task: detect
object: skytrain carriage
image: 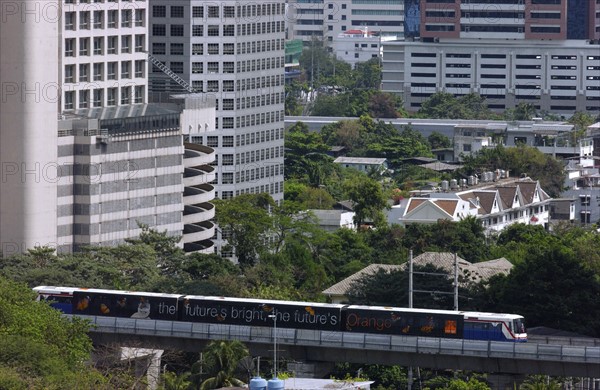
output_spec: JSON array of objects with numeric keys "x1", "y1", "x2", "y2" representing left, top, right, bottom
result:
[
  {"x1": 33, "y1": 286, "x2": 78, "y2": 314},
  {"x1": 462, "y1": 311, "x2": 527, "y2": 342}
]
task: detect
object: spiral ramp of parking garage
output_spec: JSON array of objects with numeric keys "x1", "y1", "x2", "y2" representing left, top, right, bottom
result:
[{"x1": 182, "y1": 143, "x2": 216, "y2": 253}]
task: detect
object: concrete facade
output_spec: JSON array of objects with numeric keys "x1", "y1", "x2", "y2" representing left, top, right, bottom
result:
[
  {"x1": 287, "y1": 0, "x2": 404, "y2": 45},
  {"x1": 381, "y1": 38, "x2": 600, "y2": 116},
  {"x1": 61, "y1": 0, "x2": 149, "y2": 111}
]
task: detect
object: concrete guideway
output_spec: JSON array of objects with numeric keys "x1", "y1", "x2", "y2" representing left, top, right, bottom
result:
[{"x1": 74, "y1": 315, "x2": 600, "y2": 377}]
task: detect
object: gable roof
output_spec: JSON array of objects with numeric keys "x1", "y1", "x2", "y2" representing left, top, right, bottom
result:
[
  {"x1": 496, "y1": 186, "x2": 519, "y2": 209},
  {"x1": 322, "y1": 252, "x2": 513, "y2": 298}
]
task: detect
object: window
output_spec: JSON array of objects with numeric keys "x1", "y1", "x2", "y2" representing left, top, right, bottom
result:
[
  {"x1": 121, "y1": 9, "x2": 131, "y2": 27},
  {"x1": 222, "y1": 136, "x2": 234, "y2": 147},
  {"x1": 152, "y1": 5, "x2": 166, "y2": 18},
  {"x1": 170, "y1": 43, "x2": 184, "y2": 55},
  {"x1": 79, "y1": 64, "x2": 89, "y2": 82},
  {"x1": 208, "y1": 25, "x2": 219, "y2": 36},
  {"x1": 580, "y1": 195, "x2": 591, "y2": 206},
  {"x1": 206, "y1": 136, "x2": 218, "y2": 147},
  {"x1": 223, "y1": 80, "x2": 234, "y2": 92},
  {"x1": 207, "y1": 43, "x2": 219, "y2": 54},
  {"x1": 208, "y1": 6, "x2": 219, "y2": 18},
  {"x1": 65, "y1": 38, "x2": 75, "y2": 57},
  {"x1": 134, "y1": 86, "x2": 144, "y2": 104},
  {"x1": 171, "y1": 6, "x2": 184, "y2": 18},
  {"x1": 107, "y1": 62, "x2": 117, "y2": 80},
  {"x1": 222, "y1": 172, "x2": 234, "y2": 184},
  {"x1": 65, "y1": 12, "x2": 75, "y2": 30},
  {"x1": 171, "y1": 25, "x2": 184, "y2": 36},
  {"x1": 192, "y1": 44, "x2": 203, "y2": 55},
  {"x1": 223, "y1": 43, "x2": 234, "y2": 55},
  {"x1": 207, "y1": 80, "x2": 218, "y2": 92},
  {"x1": 192, "y1": 80, "x2": 203, "y2": 92},
  {"x1": 223, "y1": 25, "x2": 235, "y2": 36},
  {"x1": 121, "y1": 61, "x2": 130, "y2": 79},
  {"x1": 207, "y1": 62, "x2": 219, "y2": 73},
  {"x1": 108, "y1": 10, "x2": 118, "y2": 28},
  {"x1": 192, "y1": 25, "x2": 203, "y2": 36},
  {"x1": 107, "y1": 36, "x2": 117, "y2": 54},
  {"x1": 135, "y1": 35, "x2": 144, "y2": 52},
  {"x1": 192, "y1": 6, "x2": 203, "y2": 18},
  {"x1": 79, "y1": 90, "x2": 89, "y2": 109},
  {"x1": 93, "y1": 89, "x2": 103, "y2": 107},
  {"x1": 153, "y1": 24, "x2": 166, "y2": 36},
  {"x1": 64, "y1": 91, "x2": 74, "y2": 110},
  {"x1": 121, "y1": 35, "x2": 130, "y2": 53},
  {"x1": 79, "y1": 38, "x2": 89, "y2": 56},
  {"x1": 152, "y1": 42, "x2": 165, "y2": 55},
  {"x1": 93, "y1": 63, "x2": 103, "y2": 81},
  {"x1": 223, "y1": 62, "x2": 234, "y2": 73},
  {"x1": 170, "y1": 62, "x2": 183, "y2": 74},
  {"x1": 121, "y1": 86, "x2": 131, "y2": 105},
  {"x1": 134, "y1": 9, "x2": 144, "y2": 27},
  {"x1": 79, "y1": 11, "x2": 90, "y2": 29},
  {"x1": 93, "y1": 37, "x2": 103, "y2": 55},
  {"x1": 135, "y1": 60, "x2": 144, "y2": 78},
  {"x1": 222, "y1": 154, "x2": 234, "y2": 165},
  {"x1": 107, "y1": 88, "x2": 116, "y2": 106},
  {"x1": 192, "y1": 62, "x2": 203, "y2": 74},
  {"x1": 64, "y1": 65, "x2": 75, "y2": 83}
]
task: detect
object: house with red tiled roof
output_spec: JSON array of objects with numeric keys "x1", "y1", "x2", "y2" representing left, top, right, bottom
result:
[{"x1": 390, "y1": 177, "x2": 551, "y2": 233}]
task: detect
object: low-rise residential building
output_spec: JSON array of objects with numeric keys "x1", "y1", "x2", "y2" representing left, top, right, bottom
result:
[
  {"x1": 308, "y1": 209, "x2": 355, "y2": 232},
  {"x1": 389, "y1": 176, "x2": 552, "y2": 233},
  {"x1": 334, "y1": 156, "x2": 388, "y2": 174}
]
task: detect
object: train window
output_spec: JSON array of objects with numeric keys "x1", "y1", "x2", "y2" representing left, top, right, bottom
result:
[
  {"x1": 514, "y1": 318, "x2": 526, "y2": 333},
  {"x1": 444, "y1": 320, "x2": 457, "y2": 334}
]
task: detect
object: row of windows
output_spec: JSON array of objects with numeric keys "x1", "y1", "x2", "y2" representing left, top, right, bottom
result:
[
  {"x1": 64, "y1": 0, "x2": 145, "y2": 3},
  {"x1": 152, "y1": 56, "x2": 284, "y2": 76},
  {"x1": 151, "y1": 39, "x2": 283, "y2": 57},
  {"x1": 152, "y1": 3, "x2": 283, "y2": 19},
  {"x1": 64, "y1": 35, "x2": 145, "y2": 57},
  {"x1": 152, "y1": 21, "x2": 283, "y2": 37},
  {"x1": 212, "y1": 148, "x2": 283, "y2": 169},
  {"x1": 64, "y1": 61, "x2": 145, "y2": 82},
  {"x1": 410, "y1": 53, "x2": 600, "y2": 61},
  {"x1": 204, "y1": 129, "x2": 283, "y2": 149},
  {"x1": 229, "y1": 164, "x2": 283, "y2": 185},
  {"x1": 63, "y1": 86, "x2": 144, "y2": 109},
  {"x1": 64, "y1": 9, "x2": 144, "y2": 30}
]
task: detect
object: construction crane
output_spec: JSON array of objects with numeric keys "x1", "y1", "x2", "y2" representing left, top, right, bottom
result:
[{"x1": 145, "y1": 52, "x2": 196, "y2": 94}]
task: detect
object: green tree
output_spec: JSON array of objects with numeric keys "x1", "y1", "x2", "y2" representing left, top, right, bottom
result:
[
  {"x1": 213, "y1": 194, "x2": 274, "y2": 268},
  {"x1": 428, "y1": 131, "x2": 452, "y2": 149},
  {"x1": 343, "y1": 175, "x2": 389, "y2": 228},
  {"x1": 483, "y1": 242, "x2": 600, "y2": 337},
  {"x1": 0, "y1": 277, "x2": 106, "y2": 388},
  {"x1": 195, "y1": 340, "x2": 249, "y2": 390}
]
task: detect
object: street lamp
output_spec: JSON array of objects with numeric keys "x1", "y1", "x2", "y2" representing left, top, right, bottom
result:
[{"x1": 268, "y1": 314, "x2": 277, "y2": 378}]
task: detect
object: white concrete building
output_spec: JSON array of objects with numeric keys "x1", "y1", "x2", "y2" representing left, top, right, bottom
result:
[
  {"x1": 287, "y1": 0, "x2": 404, "y2": 46},
  {"x1": 333, "y1": 29, "x2": 397, "y2": 67},
  {"x1": 55, "y1": 97, "x2": 217, "y2": 253},
  {"x1": 148, "y1": 1, "x2": 285, "y2": 206},
  {"x1": 390, "y1": 177, "x2": 552, "y2": 233},
  {"x1": 381, "y1": 38, "x2": 600, "y2": 116},
  {"x1": 61, "y1": 0, "x2": 149, "y2": 111}
]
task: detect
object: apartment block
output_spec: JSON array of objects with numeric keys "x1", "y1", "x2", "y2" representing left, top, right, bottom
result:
[
  {"x1": 61, "y1": 0, "x2": 149, "y2": 111},
  {"x1": 382, "y1": 39, "x2": 600, "y2": 115},
  {"x1": 148, "y1": 1, "x2": 286, "y2": 205}
]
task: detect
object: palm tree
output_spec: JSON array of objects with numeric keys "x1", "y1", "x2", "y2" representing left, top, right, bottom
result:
[
  {"x1": 196, "y1": 340, "x2": 249, "y2": 390},
  {"x1": 160, "y1": 371, "x2": 192, "y2": 390}
]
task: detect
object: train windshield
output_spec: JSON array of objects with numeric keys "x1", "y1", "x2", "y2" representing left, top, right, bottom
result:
[{"x1": 514, "y1": 318, "x2": 526, "y2": 334}]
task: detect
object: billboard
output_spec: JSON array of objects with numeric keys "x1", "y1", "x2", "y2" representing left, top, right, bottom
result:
[{"x1": 72, "y1": 291, "x2": 180, "y2": 321}]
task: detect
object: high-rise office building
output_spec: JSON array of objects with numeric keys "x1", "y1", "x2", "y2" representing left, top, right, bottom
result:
[
  {"x1": 148, "y1": 1, "x2": 286, "y2": 206},
  {"x1": 420, "y1": 0, "x2": 600, "y2": 41}
]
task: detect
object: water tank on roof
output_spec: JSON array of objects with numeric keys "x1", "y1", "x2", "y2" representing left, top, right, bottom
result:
[
  {"x1": 250, "y1": 377, "x2": 268, "y2": 390},
  {"x1": 441, "y1": 180, "x2": 449, "y2": 191},
  {"x1": 460, "y1": 178, "x2": 467, "y2": 187},
  {"x1": 450, "y1": 179, "x2": 458, "y2": 190},
  {"x1": 474, "y1": 175, "x2": 479, "y2": 185},
  {"x1": 468, "y1": 175, "x2": 475, "y2": 186},
  {"x1": 268, "y1": 378, "x2": 284, "y2": 390}
]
